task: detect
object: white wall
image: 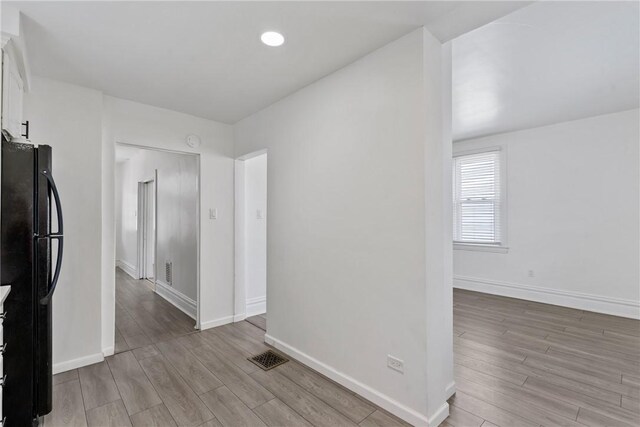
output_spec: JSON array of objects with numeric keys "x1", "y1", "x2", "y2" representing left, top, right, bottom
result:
[
  {"x1": 244, "y1": 153, "x2": 267, "y2": 316},
  {"x1": 234, "y1": 28, "x2": 452, "y2": 425},
  {"x1": 116, "y1": 149, "x2": 199, "y2": 304},
  {"x1": 103, "y1": 96, "x2": 235, "y2": 329},
  {"x1": 24, "y1": 77, "x2": 105, "y2": 371},
  {"x1": 454, "y1": 109, "x2": 640, "y2": 318}
]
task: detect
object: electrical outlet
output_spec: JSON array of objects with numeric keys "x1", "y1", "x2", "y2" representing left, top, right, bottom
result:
[{"x1": 387, "y1": 355, "x2": 404, "y2": 374}]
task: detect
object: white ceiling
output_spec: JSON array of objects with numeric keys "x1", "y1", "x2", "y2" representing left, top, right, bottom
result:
[
  {"x1": 7, "y1": 1, "x2": 530, "y2": 124},
  {"x1": 453, "y1": 1, "x2": 640, "y2": 141}
]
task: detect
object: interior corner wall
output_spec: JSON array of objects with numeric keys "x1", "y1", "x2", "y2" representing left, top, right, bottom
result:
[
  {"x1": 103, "y1": 96, "x2": 235, "y2": 329},
  {"x1": 101, "y1": 95, "x2": 116, "y2": 356},
  {"x1": 234, "y1": 28, "x2": 448, "y2": 425},
  {"x1": 243, "y1": 153, "x2": 267, "y2": 315},
  {"x1": 23, "y1": 76, "x2": 104, "y2": 372},
  {"x1": 116, "y1": 149, "x2": 198, "y2": 303},
  {"x1": 453, "y1": 109, "x2": 640, "y2": 318}
]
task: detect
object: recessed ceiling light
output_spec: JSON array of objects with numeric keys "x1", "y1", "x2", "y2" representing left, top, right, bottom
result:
[{"x1": 261, "y1": 31, "x2": 285, "y2": 47}]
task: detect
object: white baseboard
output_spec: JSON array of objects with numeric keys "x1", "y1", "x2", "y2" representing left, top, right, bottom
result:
[
  {"x1": 265, "y1": 334, "x2": 437, "y2": 426},
  {"x1": 246, "y1": 296, "x2": 266, "y2": 317},
  {"x1": 445, "y1": 381, "x2": 456, "y2": 399},
  {"x1": 234, "y1": 313, "x2": 247, "y2": 322},
  {"x1": 116, "y1": 259, "x2": 137, "y2": 279},
  {"x1": 155, "y1": 280, "x2": 197, "y2": 320},
  {"x1": 454, "y1": 275, "x2": 640, "y2": 320},
  {"x1": 102, "y1": 346, "x2": 115, "y2": 357},
  {"x1": 429, "y1": 402, "x2": 450, "y2": 427},
  {"x1": 53, "y1": 352, "x2": 104, "y2": 374},
  {"x1": 200, "y1": 315, "x2": 234, "y2": 331}
]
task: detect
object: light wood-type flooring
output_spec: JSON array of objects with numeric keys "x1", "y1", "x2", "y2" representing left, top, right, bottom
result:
[
  {"x1": 44, "y1": 272, "x2": 639, "y2": 426},
  {"x1": 445, "y1": 289, "x2": 640, "y2": 427}
]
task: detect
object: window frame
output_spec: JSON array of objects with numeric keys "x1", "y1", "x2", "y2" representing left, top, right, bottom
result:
[{"x1": 452, "y1": 145, "x2": 508, "y2": 253}]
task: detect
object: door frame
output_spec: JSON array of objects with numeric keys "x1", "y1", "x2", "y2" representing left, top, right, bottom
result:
[
  {"x1": 136, "y1": 174, "x2": 156, "y2": 285},
  {"x1": 234, "y1": 148, "x2": 267, "y2": 323},
  {"x1": 115, "y1": 142, "x2": 201, "y2": 329}
]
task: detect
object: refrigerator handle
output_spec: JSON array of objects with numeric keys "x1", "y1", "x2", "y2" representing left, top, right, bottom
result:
[{"x1": 40, "y1": 169, "x2": 64, "y2": 305}]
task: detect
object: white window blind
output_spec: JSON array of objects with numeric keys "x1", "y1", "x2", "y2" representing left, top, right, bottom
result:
[{"x1": 453, "y1": 150, "x2": 502, "y2": 245}]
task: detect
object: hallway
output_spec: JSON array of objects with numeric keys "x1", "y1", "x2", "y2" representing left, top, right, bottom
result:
[{"x1": 114, "y1": 268, "x2": 195, "y2": 353}]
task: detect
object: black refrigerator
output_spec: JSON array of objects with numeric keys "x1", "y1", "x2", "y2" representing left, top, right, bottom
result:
[{"x1": 1, "y1": 136, "x2": 64, "y2": 426}]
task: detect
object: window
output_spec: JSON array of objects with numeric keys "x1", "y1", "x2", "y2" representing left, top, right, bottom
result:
[{"x1": 453, "y1": 148, "x2": 505, "y2": 249}]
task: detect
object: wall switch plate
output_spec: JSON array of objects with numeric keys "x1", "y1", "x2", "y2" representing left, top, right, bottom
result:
[
  {"x1": 210, "y1": 208, "x2": 217, "y2": 220},
  {"x1": 387, "y1": 355, "x2": 404, "y2": 374},
  {"x1": 257, "y1": 209, "x2": 264, "y2": 219}
]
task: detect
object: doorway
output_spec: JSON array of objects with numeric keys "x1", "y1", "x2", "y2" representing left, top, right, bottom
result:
[
  {"x1": 235, "y1": 150, "x2": 268, "y2": 331},
  {"x1": 114, "y1": 143, "x2": 200, "y2": 353},
  {"x1": 138, "y1": 179, "x2": 156, "y2": 283}
]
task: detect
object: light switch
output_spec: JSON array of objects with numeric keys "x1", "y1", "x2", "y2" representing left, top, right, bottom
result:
[
  {"x1": 256, "y1": 209, "x2": 264, "y2": 219},
  {"x1": 209, "y1": 208, "x2": 218, "y2": 220}
]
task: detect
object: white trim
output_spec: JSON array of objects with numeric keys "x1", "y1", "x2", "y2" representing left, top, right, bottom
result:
[
  {"x1": 453, "y1": 243, "x2": 508, "y2": 253},
  {"x1": 428, "y1": 402, "x2": 450, "y2": 427},
  {"x1": 454, "y1": 275, "x2": 640, "y2": 320},
  {"x1": 116, "y1": 260, "x2": 137, "y2": 279},
  {"x1": 445, "y1": 381, "x2": 456, "y2": 399},
  {"x1": 53, "y1": 352, "x2": 104, "y2": 374},
  {"x1": 246, "y1": 296, "x2": 266, "y2": 317},
  {"x1": 234, "y1": 313, "x2": 247, "y2": 322},
  {"x1": 200, "y1": 315, "x2": 234, "y2": 331},
  {"x1": 264, "y1": 334, "x2": 435, "y2": 426},
  {"x1": 102, "y1": 346, "x2": 115, "y2": 357},
  {"x1": 155, "y1": 280, "x2": 197, "y2": 320}
]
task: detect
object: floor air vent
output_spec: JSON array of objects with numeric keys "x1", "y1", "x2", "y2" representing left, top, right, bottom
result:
[{"x1": 248, "y1": 350, "x2": 289, "y2": 371}]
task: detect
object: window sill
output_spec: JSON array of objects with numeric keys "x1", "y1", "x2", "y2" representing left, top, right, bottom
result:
[{"x1": 454, "y1": 243, "x2": 509, "y2": 253}]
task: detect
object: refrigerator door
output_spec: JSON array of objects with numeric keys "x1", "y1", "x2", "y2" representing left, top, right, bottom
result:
[
  {"x1": 35, "y1": 145, "x2": 54, "y2": 417},
  {"x1": 1, "y1": 139, "x2": 36, "y2": 426}
]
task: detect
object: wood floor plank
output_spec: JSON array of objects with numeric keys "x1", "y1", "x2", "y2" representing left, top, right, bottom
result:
[
  {"x1": 443, "y1": 404, "x2": 484, "y2": 427},
  {"x1": 86, "y1": 400, "x2": 132, "y2": 427},
  {"x1": 139, "y1": 354, "x2": 214, "y2": 426},
  {"x1": 276, "y1": 361, "x2": 376, "y2": 423},
  {"x1": 199, "y1": 386, "x2": 267, "y2": 427},
  {"x1": 199, "y1": 419, "x2": 224, "y2": 427},
  {"x1": 455, "y1": 377, "x2": 583, "y2": 427},
  {"x1": 253, "y1": 398, "x2": 313, "y2": 427},
  {"x1": 456, "y1": 364, "x2": 580, "y2": 421},
  {"x1": 45, "y1": 380, "x2": 88, "y2": 427},
  {"x1": 190, "y1": 344, "x2": 274, "y2": 409},
  {"x1": 106, "y1": 351, "x2": 163, "y2": 415},
  {"x1": 577, "y1": 406, "x2": 639, "y2": 427},
  {"x1": 54, "y1": 369, "x2": 79, "y2": 386},
  {"x1": 156, "y1": 338, "x2": 223, "y2": 393},
  {"x1": 132, "y1": 344, "x2": 160, "y2": 360},
  {"x1": 245, "y1": 315, "x2": 267, "y2": 331},
  {"x1": 78, "y1": 361, "x2": 121, "y2": 410},
  {"x1": 199, "y1": 330, "x2": 260, "y2": 373},
  {"x1": 358, "y1": 410, "x2": 410, "y2": 427},
  {"x1": 454, "y1": 354, "x2": 527, "y2": 385},
  {"x1": 251, "y1": 368, "x2": 358, "y2": 427},
  {"x1": 449, "y1": 392, "x2": 537, "y2": 427},
  {"x1": 522, "y1": 376, "x2": 639, "y2": 425},
  {"x1": 130, "y1": 403, "x2": 178, "y2": 427},
  {"x1": 622, "y1": 396, "x2": 640, "y2": 413}
]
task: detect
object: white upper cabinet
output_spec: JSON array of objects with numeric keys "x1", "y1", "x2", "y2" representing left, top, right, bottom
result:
[
  {"x1": 2, "y1": 48, "x2": 24, "y2": 138},
  {"x1": 1, "y1": 7, "x2": 30, "y2": 140}
]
